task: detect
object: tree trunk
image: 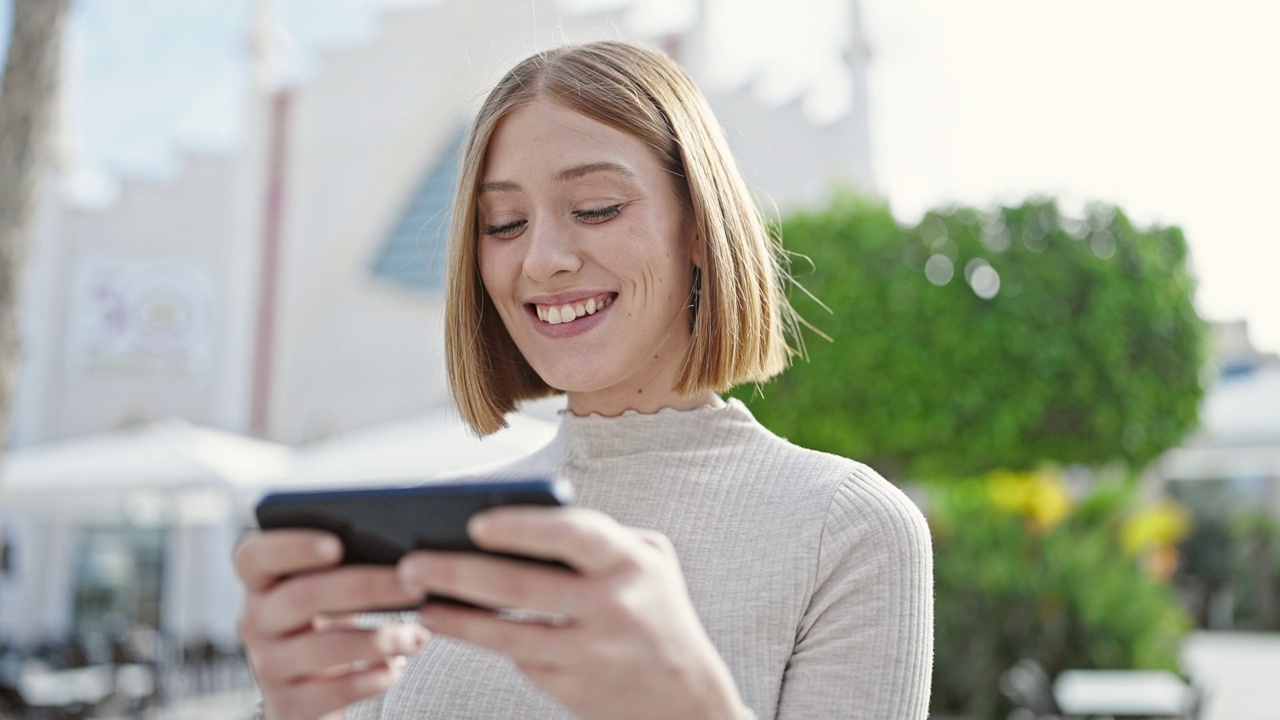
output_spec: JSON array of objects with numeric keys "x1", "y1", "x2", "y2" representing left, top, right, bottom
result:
[
  {"x1": 0, "y1": 0, "x2": 70, "y2": 447},
  {"x1": 0, "y1": 0, "x2": 71, "y2": 513}
]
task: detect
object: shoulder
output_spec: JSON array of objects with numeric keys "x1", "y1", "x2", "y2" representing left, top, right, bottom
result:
[
  {"x1": 825, "y1": 460, "x2": 932, "y2": 558},
  {"x1": 803, "y1": 456, "x2": 931, "y2": 570},
  {"x1": 811, "y1": 464, "x2": 934, "y2": 619},
  {"x1": 738, "y1": 407, "x2": 929, "y2": 538},
  {"x1": 734, "y1": 421, "x2": 933, "y2": 588},
  {"x1": 738, "y1": 412, "x2": 931, "y2": 569}
]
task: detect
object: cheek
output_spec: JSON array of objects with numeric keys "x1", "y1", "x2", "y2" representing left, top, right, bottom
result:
[{"x1": 476, "y1": 240, "x2": 510, "y2": 293}]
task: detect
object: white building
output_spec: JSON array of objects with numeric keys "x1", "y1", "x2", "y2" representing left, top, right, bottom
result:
[{"x1": 13, "y1": 0, "x2": 875, "y2": 448}]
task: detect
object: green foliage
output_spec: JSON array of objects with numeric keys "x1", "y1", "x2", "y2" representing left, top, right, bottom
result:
[
  {"x1": 737, "y1": 194, "x2": 1207, "y2": 478},
  {"x1": 928, "y1": 475, "x2": 1192, "y2": 719}
]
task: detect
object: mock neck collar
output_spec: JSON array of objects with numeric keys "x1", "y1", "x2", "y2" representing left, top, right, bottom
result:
[{"x1": 551, "y1": 397, "x2": 757, "y2": 461}]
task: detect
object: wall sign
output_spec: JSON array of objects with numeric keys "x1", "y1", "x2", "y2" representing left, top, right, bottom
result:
[{"x1": 65, "y1": 256, "x2": 217, "y2": 384}]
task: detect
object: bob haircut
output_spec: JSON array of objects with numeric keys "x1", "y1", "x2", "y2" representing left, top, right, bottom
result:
[{"x1": 446, "y1": 40, "x2": 797, "y2": 435}]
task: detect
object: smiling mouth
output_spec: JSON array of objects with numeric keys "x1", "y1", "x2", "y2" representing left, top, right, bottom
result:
[{"x1": 531, "y1": 293, "x2": 615, "y2": 325}]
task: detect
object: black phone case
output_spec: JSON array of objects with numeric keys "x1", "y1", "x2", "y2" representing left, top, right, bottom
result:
[{"x1": 254, "y1": 478, "x2": 575, "y2": 610}]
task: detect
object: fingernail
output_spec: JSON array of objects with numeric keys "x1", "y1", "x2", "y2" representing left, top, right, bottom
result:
[
  {"x1": 394, "y1": 624, "x2": 429, "y2": 653},
  {"x1": 468, "y1": 514, "x2": 491, "y2": 540},
  {"x1": 315, "y1": 536, "x2": 342, "y2": 560},
  {"x1": 389, "y1": 655, "x2": 408, "y2": 670}
]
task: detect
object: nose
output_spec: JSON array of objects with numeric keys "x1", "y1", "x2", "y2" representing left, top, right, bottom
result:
[{"x1": 521, "y1": 217, "x2": 582, "y2": 282}]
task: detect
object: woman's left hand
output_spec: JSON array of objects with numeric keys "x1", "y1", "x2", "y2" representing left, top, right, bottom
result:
[{"x1": 396, "y1": 507, "x2": 751, "y2": 720}]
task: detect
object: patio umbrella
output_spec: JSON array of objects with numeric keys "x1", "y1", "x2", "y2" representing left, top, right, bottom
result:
[{"x1": 0, "y1": 419, "x2": 297, "y2": 525}]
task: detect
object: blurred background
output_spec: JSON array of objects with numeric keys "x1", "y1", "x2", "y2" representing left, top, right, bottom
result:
[{"x1": 0, "y1": 1, "x2": 1276, "y2": 719}]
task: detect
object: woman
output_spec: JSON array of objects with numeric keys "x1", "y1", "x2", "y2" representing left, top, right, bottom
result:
[{"x1": 235, "y1": 41, "x2": 933, "y2": 720}]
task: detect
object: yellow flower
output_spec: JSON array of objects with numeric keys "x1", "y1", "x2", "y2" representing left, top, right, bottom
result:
[
  {"x1": 1026, "y1": 477, "x2": 1071, "y2": 532},
  {"x1": 1121, "y1": 501, "x2": 1191, "y2": 557},
  {"x1": 986, "y1": 468, "x2": 1071, "y2": 533},
  {"x1": 987, "y1": 470, "x2": 1034, "y2": 514}
]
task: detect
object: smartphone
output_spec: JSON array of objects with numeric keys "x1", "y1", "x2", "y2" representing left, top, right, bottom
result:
[{"x1": 255, "y1": 478, "x2": 575, "y2": 609}]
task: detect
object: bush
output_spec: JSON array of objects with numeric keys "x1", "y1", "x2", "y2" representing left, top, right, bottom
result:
[
  {"x1": 928, "y1": 471, "x2": 1192, "y2": 719},
  {"x1": 738, "y1": 194, "x2": 1206, "y2": 479}
]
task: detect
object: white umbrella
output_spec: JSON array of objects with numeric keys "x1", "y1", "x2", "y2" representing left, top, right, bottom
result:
[{"x1": 0, "y1": 419, "x2": 297, "y2": 524}]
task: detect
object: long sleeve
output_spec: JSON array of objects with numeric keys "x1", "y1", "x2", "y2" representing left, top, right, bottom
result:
[{"x1": 775, "y1": 466, "x2": 935, "y2": 719}]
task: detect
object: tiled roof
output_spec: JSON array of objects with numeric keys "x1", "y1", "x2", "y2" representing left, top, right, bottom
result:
[{"x1": 369, "y1": 124, "x2": 465, "y2": 293}]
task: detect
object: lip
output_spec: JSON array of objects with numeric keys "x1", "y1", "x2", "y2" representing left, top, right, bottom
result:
[
  {"x1": 523, "y1": 292, "x2": 616, "y2": 339},
  {"x1": 524, "y1": 290, "x2": 616, "y2": 306}
]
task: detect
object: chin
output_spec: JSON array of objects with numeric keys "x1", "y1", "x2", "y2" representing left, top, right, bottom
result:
[
  {"x1": 542, "y1": 376, "x2": 607, "y2": 395},
  {"x1": 526, "y1": 362, "x2": 606, "y2": 395}
]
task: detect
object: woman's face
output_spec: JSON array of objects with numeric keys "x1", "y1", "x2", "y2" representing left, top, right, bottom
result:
[{"x1": 477, "y1": 98, "x2": 708, "y2": 416}]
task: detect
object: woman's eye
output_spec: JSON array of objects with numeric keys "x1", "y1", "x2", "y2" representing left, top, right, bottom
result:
[
  {"x1": 484, "y1": 219, "x2": 526, "y2": 238},
  {"x1": 575, "y1": 204, "x2": 622, "y2": 224}
]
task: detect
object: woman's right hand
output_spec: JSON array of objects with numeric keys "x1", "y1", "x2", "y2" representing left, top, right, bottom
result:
[{"x1": 234, "y1": 530, "x2": 431, "y2": 720}]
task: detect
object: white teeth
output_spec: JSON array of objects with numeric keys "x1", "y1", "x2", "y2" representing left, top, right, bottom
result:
[{"x1": 535, "y1": 295, "x2": 610, "y2": 325}]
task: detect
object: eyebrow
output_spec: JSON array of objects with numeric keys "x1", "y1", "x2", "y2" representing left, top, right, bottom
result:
[{"x1": 479, "y1": 161, "x2": 639, "y2": 194}]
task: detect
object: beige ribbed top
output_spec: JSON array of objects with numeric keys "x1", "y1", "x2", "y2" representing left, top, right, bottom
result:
[{"x1": 349, "y1": 399, "x2": 934, "y2": 719}]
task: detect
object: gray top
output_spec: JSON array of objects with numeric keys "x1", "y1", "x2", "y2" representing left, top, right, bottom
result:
[{"x1": 350, "y1": 399, "x2": 934, "y2": 719}]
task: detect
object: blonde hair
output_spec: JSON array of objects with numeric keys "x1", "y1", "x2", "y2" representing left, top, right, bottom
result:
[{"x1": 446, "y1": 41, "x2": 796, "y2": 435}]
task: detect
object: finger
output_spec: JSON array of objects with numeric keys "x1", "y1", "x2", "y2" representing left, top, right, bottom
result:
[
  {"x1": 398, "y1": 552, "x2": 582, "y2": 617},
  {"x1": 268, "y1": 656, "x2": 407, "y2": 720},
  {"x1": 467, "y1": 507, "x2": 642, "y2": 575},
  {"x1": 418, "y1": 603, "x2": 579, "y2": 666},
  {"x1": 634, "y1": 527, "x2": 679, "y2": 558},
  {"x1": 250, "y1": 566, "x2": 422, "y2": 637},
  {"x1": 253, "y1": 624, "x2": 429, "y2": 685},
  {"x1": 234, "y1": 530, "x2": 343, "y2": 592}
]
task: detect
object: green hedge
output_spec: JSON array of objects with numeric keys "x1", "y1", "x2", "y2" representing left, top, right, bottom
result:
[{"x1": 736, "y1": 194, "x2": 1206, "y2": 479}]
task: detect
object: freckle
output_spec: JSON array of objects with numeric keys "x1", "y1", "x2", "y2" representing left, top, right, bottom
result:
[{"x1": 637, "y1": 388, "x2": 644, "y2": 394}]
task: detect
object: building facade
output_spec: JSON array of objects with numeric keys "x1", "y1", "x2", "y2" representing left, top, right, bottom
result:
[
  {"x1": 3, "y1": 0, "x2": 878, "y2": 646},
  {"x1": 13, "y1": 0, "x2": 877, "y2": 448}
]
